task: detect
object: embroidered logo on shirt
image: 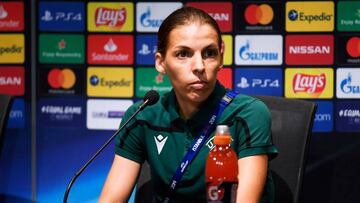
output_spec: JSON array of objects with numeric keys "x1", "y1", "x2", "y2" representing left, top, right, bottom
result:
[{"x1": 154, "y1": 134, "x2": 168, "y2": 155}]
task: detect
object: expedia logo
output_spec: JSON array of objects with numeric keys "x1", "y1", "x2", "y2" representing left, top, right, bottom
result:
[
  {"x1": 87, "y1": 67, "x2": 133, "y2": 97},
  {"x1": 288, "y1": 10, "x2": 298, "y2": 21},
  {"x1": 0, "y1": 45, "x2": 22, "y2": 55},
  {"x1": 90, "y1": 75, "x2": 99, "y2": 86},
  {"x1": 245, "y1": 4, "x2": 273, "y2": 25},
  {"x1": 293, "y1": 73, "x2": 326, "y2": 94},
  {"x1": 140, "y1": 8, "x2": 163, "y2": 28},
  {"x1": 288, "y1": 10, "x2": 332, "y2": 23},
  {"x1": 286, "y1": 2, "x2": 334, "y2": 32},
  {"x1": 90, "y1": 75, "x2": 130, "y2": 88}
]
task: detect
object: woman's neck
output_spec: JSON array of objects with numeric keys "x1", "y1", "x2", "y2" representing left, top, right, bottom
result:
[{"x1": 176, "y1": 96, "x2": 202, "y2": 120}]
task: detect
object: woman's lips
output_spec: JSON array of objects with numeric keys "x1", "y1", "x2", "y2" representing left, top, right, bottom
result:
[{"x1": 190, "y1": 81, "x2": 206, "y2": 90}]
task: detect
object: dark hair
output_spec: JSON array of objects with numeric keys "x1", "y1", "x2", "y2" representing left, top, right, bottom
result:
[{"x1": 157, "y1": 6, "x2": 222, "y2": 56}]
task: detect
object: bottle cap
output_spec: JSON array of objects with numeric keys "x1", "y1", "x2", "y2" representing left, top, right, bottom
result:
[
  {"x1": 214, "y1": 125, "x2": 231, "y2": 145},
  {"x1": 216, "y1": 125, "x2": 229, "y2": 135}
]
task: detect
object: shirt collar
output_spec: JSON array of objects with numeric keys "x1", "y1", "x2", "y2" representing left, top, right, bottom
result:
[{"x1": 164, "y1": 81, "x2": 226, "y2": 129}]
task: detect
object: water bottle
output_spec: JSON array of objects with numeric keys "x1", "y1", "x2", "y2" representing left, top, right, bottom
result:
[{"x1": 205, "y1": 125, "x2": 238, "y2": 203}]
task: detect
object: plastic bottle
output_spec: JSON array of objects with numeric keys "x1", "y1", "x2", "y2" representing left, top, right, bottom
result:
[{"x1": 205, "y1": 125, "x2": 238, "y2": 203}]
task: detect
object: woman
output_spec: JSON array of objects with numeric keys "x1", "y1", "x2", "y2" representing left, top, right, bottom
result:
[{"x1": 99, "y1": 7, "x2": 278, "y2": 203}]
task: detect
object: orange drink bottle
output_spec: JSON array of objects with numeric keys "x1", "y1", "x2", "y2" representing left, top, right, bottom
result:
[{"x1": 205, "y1": 125, "x2": 238, "y2": 203}]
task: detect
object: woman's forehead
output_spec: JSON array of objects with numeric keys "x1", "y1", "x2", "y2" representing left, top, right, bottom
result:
[{"x1": 167, "y1": 23, "x2": 219, "y2": 47}]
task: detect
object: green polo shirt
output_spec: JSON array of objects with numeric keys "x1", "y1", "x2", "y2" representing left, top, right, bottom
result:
[{"x1": 115, "y1": 82, "x2": 278, "y2": 203}]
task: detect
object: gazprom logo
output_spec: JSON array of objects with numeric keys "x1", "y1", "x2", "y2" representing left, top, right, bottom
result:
[
  {"x1": 235, "y1": 35, "x2": 282, "y2": 65},
  {"x1": 136, "y1": 2, "x2": 182, "y2": 32},
  {"x1": 340, "y1": 73, "x2": 360, "y2": 95},
  {"x1": 337, "y1": 68, "x2": 360, "y2": 98},
  {"x1": 140, "y1": 8, "x2": 163, "y2": 28},
  {"x1": 239, "y1": 40, "x2": 278, "y2": 61}
]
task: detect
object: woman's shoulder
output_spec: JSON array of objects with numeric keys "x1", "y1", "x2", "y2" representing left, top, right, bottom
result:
[{"x1": 232, "y1": 93, "x2": 269, "y2": 111}]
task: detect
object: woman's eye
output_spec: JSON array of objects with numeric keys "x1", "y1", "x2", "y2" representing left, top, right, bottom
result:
[
  {"x1": 176, "y1": 50, "x2": 190, "y2": 58},
  {"x1": 203, "y1": 49, "x2": 218, "y2": 58}
]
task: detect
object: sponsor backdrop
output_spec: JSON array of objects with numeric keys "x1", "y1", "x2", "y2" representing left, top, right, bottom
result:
[{"x1": 1, "y1": 0, "x2": 360, "y2": 202}]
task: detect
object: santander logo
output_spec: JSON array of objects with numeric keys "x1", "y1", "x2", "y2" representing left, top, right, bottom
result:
[
  {"x1": 293, "y1": 73, "x2": 326, "y2": 94},
  {"x1": 95, "y1": 7, "x2": 126, "y2": 28},
  {"x1": 104, "y1": 38, "x2": 117, "y2": 53},
  {"x1": 0, "y1": 5, "x2": 8, "y2": 19}
]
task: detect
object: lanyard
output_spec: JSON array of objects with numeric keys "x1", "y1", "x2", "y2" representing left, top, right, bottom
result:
[{"x1": 166, "y1": 90, "x2": 237, "y2": 201}]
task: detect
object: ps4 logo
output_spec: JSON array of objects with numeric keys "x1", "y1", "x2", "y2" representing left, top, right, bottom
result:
[
  {"x1": 41, "y1": 10, "x2": 82, "y2": 22},
  {"x1": 138, "y1": 43, "x2": 157, "y2": 56},
  {"x1": 140, "y1": 8, "x2": 163, "y2": 28},
  {"x1": 237, "y1": 77, "x2": 279, "y2": 88}
]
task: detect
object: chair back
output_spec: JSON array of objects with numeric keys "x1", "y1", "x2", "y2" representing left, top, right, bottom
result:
[
  {"x1": 0, "y1": 94, "x2": 13, "y2": 153},
  {"x1": 253, "y1": 95, "x2": 316, "y2": 203}
]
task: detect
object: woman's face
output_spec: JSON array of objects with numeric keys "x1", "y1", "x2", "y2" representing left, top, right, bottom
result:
[{"x1": 155, "y1": 22, "x2": 223, "y2": 104}]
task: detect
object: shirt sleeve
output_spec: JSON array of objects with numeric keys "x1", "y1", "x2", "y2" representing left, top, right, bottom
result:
[
  {"x1": 234, "y1": 99, "x2": 278, "y2": 160},
  {"x1": 114, "y1": 104, "x2": 146, "y2": 164}
]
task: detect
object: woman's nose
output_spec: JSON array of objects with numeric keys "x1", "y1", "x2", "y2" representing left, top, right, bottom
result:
[{"x1": 191, "y1": 53, "x2": 205, "y2": 73}]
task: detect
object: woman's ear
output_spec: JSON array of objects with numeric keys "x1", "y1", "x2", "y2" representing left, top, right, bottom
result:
[
  {"x1": 219, "y1": 40, "x2": 225, "y2": 70},
  {"x1": 155, "y1": 52, "x2": 166, "y2": 74}
]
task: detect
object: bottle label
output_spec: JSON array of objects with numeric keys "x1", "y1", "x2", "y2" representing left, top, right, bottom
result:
[{"x1": 206, "y1": 182, "x2": 238, "y2": 203}]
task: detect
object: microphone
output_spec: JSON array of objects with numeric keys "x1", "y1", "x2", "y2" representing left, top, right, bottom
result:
[{"x1": 63, "y1": 90, "x2": 160, "y2": 203}]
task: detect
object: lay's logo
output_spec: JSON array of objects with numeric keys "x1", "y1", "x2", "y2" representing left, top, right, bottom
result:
[
  {"x1": 88, "y1": 2, "x2": 133, "y2": 32},
  {"x1": 95, "y1": 7, "x2": 126, "y2": 28},
  {"x1": 293, "y1": 73, "x2": 326, "y2": 94},
  {"x1": 286, "y1": 1, "x2": 334, "y2": 32},
  {"x1": 285, "y1": 68, "x2": 333, "y2": 98}
]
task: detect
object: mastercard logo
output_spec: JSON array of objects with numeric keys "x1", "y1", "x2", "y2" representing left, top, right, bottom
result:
[
  {"x1": 346, "y1": 37, "x2": 360, "y2": 58},
  {"x1": 244, "y1": 4, "x2": 274, "y2": 25},
  {"x1": 48, "y1": 68, "x2": 76, "y2": 89}
]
